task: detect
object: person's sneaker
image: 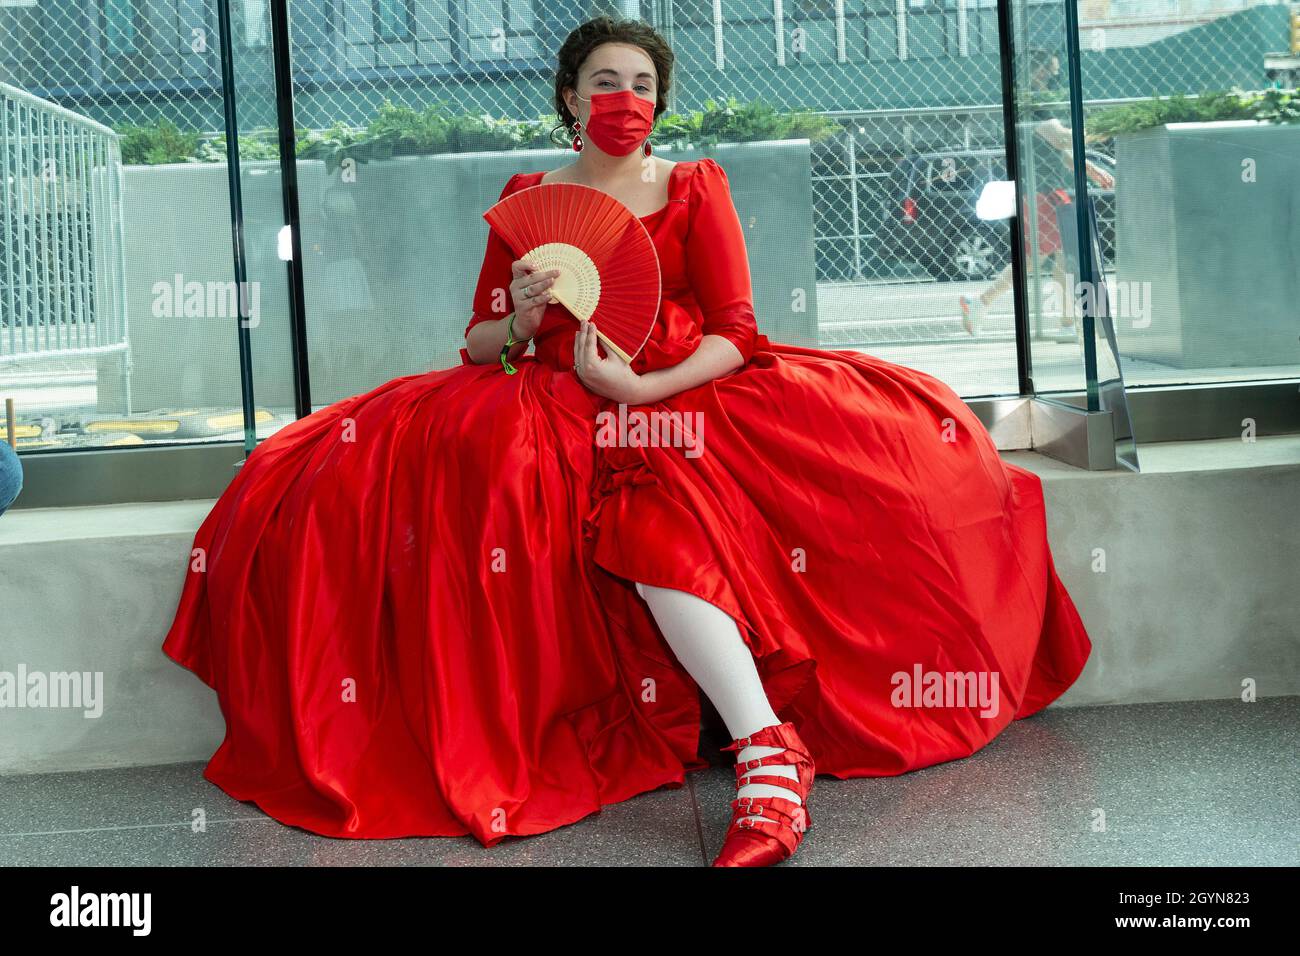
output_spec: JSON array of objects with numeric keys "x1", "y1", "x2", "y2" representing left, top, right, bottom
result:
[{"x1": 958, "y1": 295, "x2": 986, "y2": 336}]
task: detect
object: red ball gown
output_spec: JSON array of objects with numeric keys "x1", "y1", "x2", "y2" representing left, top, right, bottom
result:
[{"x1": 162, "y1": 157, "x2": 1091, "y2": 846}]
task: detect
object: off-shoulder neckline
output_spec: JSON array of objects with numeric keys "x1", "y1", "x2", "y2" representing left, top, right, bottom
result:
[{"x1": 518, "y1": 159, "x2": 697, "y2": 220}]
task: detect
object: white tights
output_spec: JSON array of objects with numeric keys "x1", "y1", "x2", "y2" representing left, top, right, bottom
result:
[{"x1": 634, "y1": 581, "x2": 801, "y2": 823}]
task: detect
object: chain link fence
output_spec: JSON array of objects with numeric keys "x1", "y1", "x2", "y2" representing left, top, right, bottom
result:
[{"x1": 0, "y1": 0, "x2": 1291, "y2": 307}]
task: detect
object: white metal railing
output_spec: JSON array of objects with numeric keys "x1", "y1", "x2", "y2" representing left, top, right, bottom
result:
[{"x1": 1, "y1": 81, "x2": 130, "y2": 408}]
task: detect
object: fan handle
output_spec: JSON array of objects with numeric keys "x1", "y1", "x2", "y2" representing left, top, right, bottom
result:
[
  {"x1": 544, "y1": 284, "x2": 635, "y2": 365},
  {"x1": 590, "y1": 328, "x2": 633, "y2": 365}
]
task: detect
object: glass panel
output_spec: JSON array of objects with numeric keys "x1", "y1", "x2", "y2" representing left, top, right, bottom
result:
[
  {"x1": 1075, "y1": 0, "x2": 1300, "y2": 387},
  {"x1": 286, "y1": 0, "x2": 576, "y2": 411},
  {"x1": 277, "y1": 0, "x2": 1025, "y2": 409},
  {"x1": 226, "y1": 0, "x2": 298, "y2": 446},
  {"x1": 1008, "y1": 0, "x2": 1141, "y2": 467},
  {"x1": 1008, "y1": 3, "x2": 1087, "y2": 397},
  {"x1": 0, "y1": 0, "x2": 275, "y2": 456},
  {"x1": 806, "y1": 2, "x2": 1022, "y2": 397}
]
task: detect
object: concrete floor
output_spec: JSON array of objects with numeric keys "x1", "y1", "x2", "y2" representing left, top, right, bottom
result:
[{"x1": 2, "y1": 697, "x2": 1295, "y2": 867}]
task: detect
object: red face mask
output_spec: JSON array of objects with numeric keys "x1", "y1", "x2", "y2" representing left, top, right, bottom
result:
[{"x1": 574, "y1": 89, "x2": 655, "y2": 156}]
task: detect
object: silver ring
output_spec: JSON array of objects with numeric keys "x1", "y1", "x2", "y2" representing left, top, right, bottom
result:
[{"x1": 524, "y1": 283, "x2": 535, "y2": 297}]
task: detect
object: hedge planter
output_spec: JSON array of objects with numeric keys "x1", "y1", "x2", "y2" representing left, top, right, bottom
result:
[
  {"x1": 1113, "y1": 121, "x2": 1300, "y2": 370},
  {"x1": 109, "y1": 140, "x2": 818, "y2": 412}
]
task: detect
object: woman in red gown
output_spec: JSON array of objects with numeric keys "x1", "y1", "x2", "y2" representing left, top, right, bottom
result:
[{"x1": 162, "y1": 17, "x2": 1091, "y2": 867}]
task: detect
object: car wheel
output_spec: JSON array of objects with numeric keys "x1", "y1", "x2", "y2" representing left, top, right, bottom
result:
[{"x1": 948, "y1": 232, "x2": 1004, "y2": 281}]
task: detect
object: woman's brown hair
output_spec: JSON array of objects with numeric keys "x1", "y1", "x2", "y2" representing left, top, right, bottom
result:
[{"x1": 548, "y1": 16, "x2": 674, "y2": 148}]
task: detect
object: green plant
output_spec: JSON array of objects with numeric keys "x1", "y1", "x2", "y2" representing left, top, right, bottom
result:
[
  {"x1": 117, "y1": 119, "x2": 201, "y2": 165},
  {"x1": 294, "y1": 121, "x2": 369, "y2": 165},
  {"x1": 193, "y1": 129, "x2": 282, "y2": 163},
  {"x1": 120, "y1": 95, "x2": 842, "y2": 167},
  {"x1": 1087, "y1": 88, "x2": 1299, "y2": 140},
  {"x1": 653, "y1": 96, "x2": 839, "y2": 150},
  {"x1": 1249, "y1": 87, "x2": 1300, "y2": 124}
]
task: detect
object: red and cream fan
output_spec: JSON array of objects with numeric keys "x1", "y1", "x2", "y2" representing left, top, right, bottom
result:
[{"x1": 483, "y1": 181, "x2": 660, "y2": 363}]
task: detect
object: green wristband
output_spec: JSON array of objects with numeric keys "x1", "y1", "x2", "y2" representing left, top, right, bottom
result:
[{"x1": 500, "y1": 312, "x2": 520, "y2": 375}]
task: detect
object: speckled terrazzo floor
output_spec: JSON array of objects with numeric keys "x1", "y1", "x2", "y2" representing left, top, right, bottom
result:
[{"x1": 1, "y1": 697, "x2": 1296, "y2": 866}]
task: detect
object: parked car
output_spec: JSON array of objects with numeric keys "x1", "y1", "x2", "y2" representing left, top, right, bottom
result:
[{"x1": 881, "y1": 147, "x2": 1116, "y2": 281}]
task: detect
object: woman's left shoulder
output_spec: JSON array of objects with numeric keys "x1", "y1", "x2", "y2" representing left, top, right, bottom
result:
[
  {"x1": 689, "y1": 156, "x2": 729, "y2": 181},
  {"x1": 683, "y1": 157, "x2": 732, "y2": 206}
]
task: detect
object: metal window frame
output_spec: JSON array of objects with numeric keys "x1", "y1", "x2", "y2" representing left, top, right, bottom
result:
[
  {"x1": 371, "y1": 0, "x2": 417, "y2": 44},
  {"x1": 101, "y1": 0, "x2": 142, "y2": 58}
]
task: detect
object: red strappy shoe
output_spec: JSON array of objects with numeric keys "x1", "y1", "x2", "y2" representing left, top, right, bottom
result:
[{"x1": 710, "y1": 720, "x2": 815, "y2": 867}]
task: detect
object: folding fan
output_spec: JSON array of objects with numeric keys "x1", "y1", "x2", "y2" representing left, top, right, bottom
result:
[{"x1": 483, "y1": 181, "x2": 661, "y2": 363}]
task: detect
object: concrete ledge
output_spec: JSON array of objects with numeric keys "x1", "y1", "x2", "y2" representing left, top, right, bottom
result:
[
  {"x1": 0, "y1": 500, "x2": 226, "y2": 776},
  {"x1": 1006, "y1": 435, "x2": 1300, "y2": 708},
  {"x1": 2, "y1": 436, "x2": 1298, "y2": 776}
]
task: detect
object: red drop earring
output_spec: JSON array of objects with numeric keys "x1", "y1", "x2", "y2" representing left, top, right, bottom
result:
[{"x1": 572, "y1": 119, "x2": 584, "y2": 152}]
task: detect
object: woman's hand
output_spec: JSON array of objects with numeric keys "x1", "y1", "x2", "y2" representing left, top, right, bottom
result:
[
  {"x1": 573, "y1": 320, "x2": 644, "y2": 404},
  {"x1": 510, "y1": 260, "x2": 561, "y2": 339},
  {"x1": 462, "y1": 259, "x2": 563, "y2": 366}
]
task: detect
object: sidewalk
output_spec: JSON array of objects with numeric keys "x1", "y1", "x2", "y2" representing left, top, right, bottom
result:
[
  {"x1": 3, "y1": 276, "x2": 1296, "y2": 447},
  {"x1": 2, "y1": 697, "x2": 1295, "y2": 866}
]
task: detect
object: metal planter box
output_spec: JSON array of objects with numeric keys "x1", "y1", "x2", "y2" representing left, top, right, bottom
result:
[
  {"x1": 1113, "y1": 121, "x2": 1300, "y2": 370},
  {"x1": 116, "y1": 140, "x2": 817, "y2": 410}
]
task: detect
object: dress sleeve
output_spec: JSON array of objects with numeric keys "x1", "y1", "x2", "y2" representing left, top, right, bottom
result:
[
  {"x1": 684, "y1": 158, "x2": 761, "y2": 363},
  {"x1": 461, "y1": 174, "x2": 521, "y2": 355}
]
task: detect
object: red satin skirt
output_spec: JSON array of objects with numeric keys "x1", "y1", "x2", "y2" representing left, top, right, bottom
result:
[{"x1": 162, "y1": 342, "x2": 1091, "y2": 846}]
